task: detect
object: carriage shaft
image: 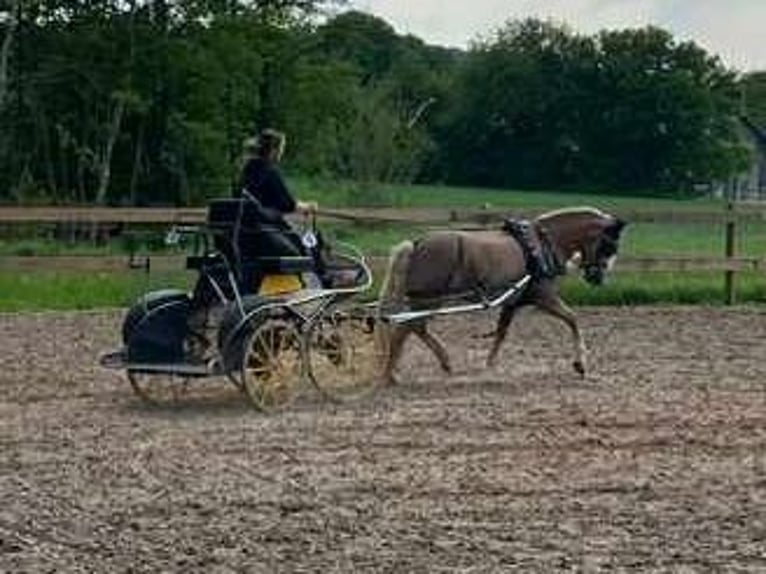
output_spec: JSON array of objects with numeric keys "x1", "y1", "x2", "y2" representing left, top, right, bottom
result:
[{"x1": 384, "y1": 275, "x2": 531, "y2": 325}]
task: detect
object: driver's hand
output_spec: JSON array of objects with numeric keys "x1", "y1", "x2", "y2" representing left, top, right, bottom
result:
[{"x1": 297, "y1": 200, "x2": 318, "y2": 214}]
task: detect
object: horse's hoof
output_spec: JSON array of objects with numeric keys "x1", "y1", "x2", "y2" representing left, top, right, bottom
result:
[
  {"x1": 473, "y1": 330, "x2": 496, "y2": 340},
  {"x1": 573, "y1": 361, "x2": 586, "y2": 378},
  {"x1": 384, "y1": 374, "x2": 399, "y2": 387}
]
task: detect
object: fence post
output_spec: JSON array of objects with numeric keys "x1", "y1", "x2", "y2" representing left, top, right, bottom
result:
[{"x1": 724, "y1": 202, "x2": 736, "y2": 305}]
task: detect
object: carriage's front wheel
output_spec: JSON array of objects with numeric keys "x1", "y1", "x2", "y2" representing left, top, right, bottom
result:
[
  {"x1": 306, "y1": 306, "x2": 386, "y2": 403},
  {"x1": 240, "y1": 317, "x2": 306, "y2": 411}
]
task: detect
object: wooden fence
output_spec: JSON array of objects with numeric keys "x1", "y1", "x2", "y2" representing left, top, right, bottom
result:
[
  {"x1": 1, "y1": 205, "x2": 766, "y2": 225},
  {"x1": 1, "y1": 206, "x2": 764, "y2": 304}
]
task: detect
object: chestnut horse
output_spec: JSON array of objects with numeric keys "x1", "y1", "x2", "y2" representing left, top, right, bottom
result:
[{"x1": 378, "y1": 207, "x2": 627, "y2": 384}]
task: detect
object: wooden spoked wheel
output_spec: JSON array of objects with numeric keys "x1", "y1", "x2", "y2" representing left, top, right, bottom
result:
[
  {"x1": 306, "y1": 307, "x2": 385, "y2": 403},
  {"x1": 128, "y1": 371, "x2": 191, "y2": 405},
  {"x1": 240, "y1": 318, "x2": 305, "y2": 411}
]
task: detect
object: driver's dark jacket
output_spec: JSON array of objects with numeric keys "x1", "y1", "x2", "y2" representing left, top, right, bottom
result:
[
  {"x1": 237, "y1": 157, "x2": 296, "y2": 214},
  {"x1": 235, "y1": 156, "x2": 305, "y2": 260}
]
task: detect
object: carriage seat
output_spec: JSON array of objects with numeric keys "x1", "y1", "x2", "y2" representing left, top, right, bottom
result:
[{"x1": 186, "y1": 252, "x2": 315, "y2": 274}]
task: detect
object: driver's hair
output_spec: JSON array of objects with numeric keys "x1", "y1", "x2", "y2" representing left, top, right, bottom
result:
[{"x1": 255, "y1": 128, "x2": 286, "y2": 159}]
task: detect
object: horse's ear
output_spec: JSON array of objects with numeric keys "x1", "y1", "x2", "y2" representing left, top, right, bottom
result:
[{"x1": 606, "y1": 218, "x2": 627, "y2": 239}]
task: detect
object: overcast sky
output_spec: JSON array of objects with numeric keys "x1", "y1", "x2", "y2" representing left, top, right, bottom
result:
[{"x1": 349, "y1": 0, "x2": 766, "y2": 72}]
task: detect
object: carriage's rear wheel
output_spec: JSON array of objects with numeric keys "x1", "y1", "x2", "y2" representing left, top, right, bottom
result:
[
  {"x1": 128, "y1": 371, "x2": 191, "y2": 405},
  {"x1": 240, "y1": 317, "x2": 305, "y2": 411},
  {"x1": 306, "y1": 306, "x2": 385, "y2": 402}
]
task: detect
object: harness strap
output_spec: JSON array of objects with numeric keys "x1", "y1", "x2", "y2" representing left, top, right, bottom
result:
[
  {"x1": 536, "y1": 225, "x2": 566, "y2": 277},
  {"x1": 502, "y1": 219, "x2": 564, "y2": 280}
]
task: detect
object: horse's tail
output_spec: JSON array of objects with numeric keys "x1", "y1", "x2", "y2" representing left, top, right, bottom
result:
[{"x1": 378, "y1": 240, "x2": 414, "y2": 313}]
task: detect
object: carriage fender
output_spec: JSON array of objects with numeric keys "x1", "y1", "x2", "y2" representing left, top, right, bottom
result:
[
  {"x1": 121, "y1": 289, "x2": 192, "y2": 363},
  {"x1": 122, "y1": 289, "x2": 190, "y2": 345},
  {"x1": 217, "y1": 295, "x2": 286, "y2": 373}
]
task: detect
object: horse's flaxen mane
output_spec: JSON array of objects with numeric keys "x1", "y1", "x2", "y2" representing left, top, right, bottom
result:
[{"x1": 536, "y1": 206, "x2": 609, "y2": 222}]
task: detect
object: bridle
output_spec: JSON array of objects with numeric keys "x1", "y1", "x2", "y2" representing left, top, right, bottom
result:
[
  {"x1": 579, "y1": 230, "x2": 621, "y2": 284},
  {"x1": 530, "y1": 212, "x2": 625, "y2": 284}
]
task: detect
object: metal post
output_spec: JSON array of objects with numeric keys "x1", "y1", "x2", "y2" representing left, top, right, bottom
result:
[{"x1": 724, "y1": 202, "x2": 736, "y2": 305}]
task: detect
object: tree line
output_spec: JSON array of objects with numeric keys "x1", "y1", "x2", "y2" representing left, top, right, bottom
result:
[{"x1": 0, "y1": 1, "x2": 763, "y2": 205}]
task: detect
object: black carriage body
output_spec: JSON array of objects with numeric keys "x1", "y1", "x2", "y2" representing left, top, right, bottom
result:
[
  {"x1": 98, "y1": 194, "x2": 377, "y2": 410},
  {"x1": 122, "y1": 289, "x2": 192, "y2": 363},
  {"x1": 101, "y1": 196, "x2": 370, "y2": 390}
]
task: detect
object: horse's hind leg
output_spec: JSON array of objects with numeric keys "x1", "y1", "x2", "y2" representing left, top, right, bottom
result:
[
  {"x1": 535, "y1": 295, "x2": 587, "y2": 377},
  {"x1": 487, "y1": 304, "x2": 517, "y2": 367},
  {"x1": 383, "y1": 324, "x2": 410, "y2": 386},
  {"x1": 412, "y1": 321, "x2": 452, "y2": 375}
]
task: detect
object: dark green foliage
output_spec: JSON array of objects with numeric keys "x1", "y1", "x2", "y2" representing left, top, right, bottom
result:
[
  {"x1": 0, "y1": 7, "x2": 757, "y2": 204},
  {"x1": 285, "y1": 11, "x2": 456, "y2": 183},
  {"x1": 0, "y1": 0, "x2": 347, "y2": 204},
  {"x1": 742, "y1": 71, "x2": 766, "y2": 127},
  {"x1": 439, "y1": 20, "x2": 749, "y2": 193}
]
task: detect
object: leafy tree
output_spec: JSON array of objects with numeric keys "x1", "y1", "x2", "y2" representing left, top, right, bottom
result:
[
  {"x1": 0, "y1": 6, "x2": 754, "y2": 205},
  {"x1": 439, "y1": 19, "x2": 595, "y2": 188},
  {"x1": 741, "y1": 71, "x2": 766, "y2": 127},
  {"x1": 0, "y1": 0, "x2": 342, "y2": 203},
  {"x1": 586, "y1": 27, "x2": 746, "y2": 191},
  {"x1": 439, "y1": 19, "x2": 747, "y2": 193},
  {"x1": 292, "y1": 11, "x2": 456, "y2": 185}
]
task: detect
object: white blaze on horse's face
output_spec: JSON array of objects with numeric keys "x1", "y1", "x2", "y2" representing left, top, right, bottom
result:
[
  {"x1": 566, "y1": 248, "x2": 616, "y2": 279},
  {"x1": 581, "y1": 218, "x2": 626, "y2": 285},
  {"x1": 566, "y1": 251, "x2": 583, "y2": 273}
]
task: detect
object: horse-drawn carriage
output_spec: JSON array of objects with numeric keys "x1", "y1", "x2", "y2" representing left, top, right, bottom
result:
[
  {"x1": 101, "y1": 199, "x2": 627, "y2": 410},
  {"x1": 100, "y1": 196, "x2": 385, "y2": 410}
]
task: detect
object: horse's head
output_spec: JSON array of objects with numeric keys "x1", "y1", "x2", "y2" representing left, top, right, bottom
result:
[
  {"x1": 579, "y1": 216, "x2": 627, "y2": 285},
  {"x1": 537, "y1": 207, "x2": 628, "y2": 286}
]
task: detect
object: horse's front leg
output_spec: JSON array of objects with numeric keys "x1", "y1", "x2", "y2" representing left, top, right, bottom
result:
[{"x1": 535, "y1": 295, "x2": 587, "y2": 377}]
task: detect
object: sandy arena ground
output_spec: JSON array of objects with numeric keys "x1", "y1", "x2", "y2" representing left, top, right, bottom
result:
[{"x1": 2, "y1": 306, "x2": 766, "y2": 572}]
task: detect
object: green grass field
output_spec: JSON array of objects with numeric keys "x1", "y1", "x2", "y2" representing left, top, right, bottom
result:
[
  {"x1": 0, "y1": 271, "x2": 193, "y2": 312},
  {"x1": 292, "y1": 178, "x2": 729, "y2": 212},
  {"x1": 1, "y1": 183, "x2": 765, "y2": 311}
]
